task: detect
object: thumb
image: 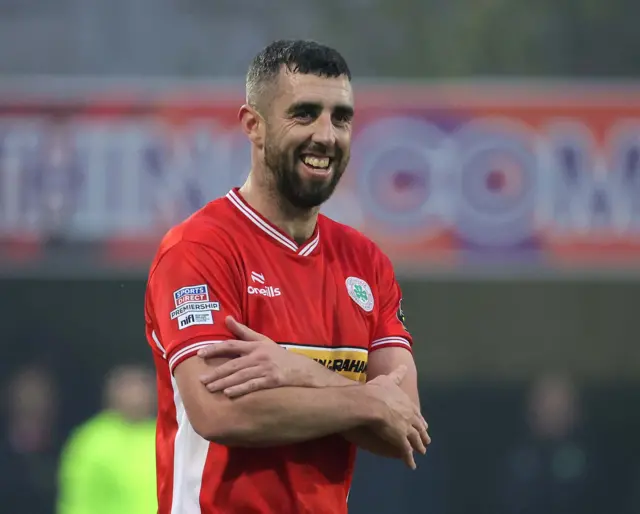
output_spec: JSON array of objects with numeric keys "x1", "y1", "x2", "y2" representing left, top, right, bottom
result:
[
  {"x1": 387, "y1": 365, "x2": 408, "y2": 385},
  {"x1": 225, "y1": 316, "x2": 262, "y2": 341}
]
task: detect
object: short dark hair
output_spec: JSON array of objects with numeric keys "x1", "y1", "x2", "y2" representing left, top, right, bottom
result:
[{"x1": 246, "y1": 40, "x2": 351, "y2": 110}]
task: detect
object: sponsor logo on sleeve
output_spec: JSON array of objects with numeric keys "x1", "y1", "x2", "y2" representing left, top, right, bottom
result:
[
  {"x1": 170, "y1": 301, "x2": 220, "y2": 319},
  {"x1": 171, "y1": 284, "x2": 220, "y2": 324},
  {"x1": 178, "y1": 311, "x2": 214, "y2": 330},
  {"x1": 174, "y1": 285, "x2": 209, "y2": 306}
]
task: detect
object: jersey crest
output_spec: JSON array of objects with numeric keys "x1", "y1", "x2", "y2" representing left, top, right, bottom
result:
[{"x1": 345, "y1": 276, "x2": 374, "y2": 312}]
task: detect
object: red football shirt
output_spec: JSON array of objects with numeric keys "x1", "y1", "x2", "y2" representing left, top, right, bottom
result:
[{"x1": 145, "y1": 188, "x2": 412, "y2": 514}]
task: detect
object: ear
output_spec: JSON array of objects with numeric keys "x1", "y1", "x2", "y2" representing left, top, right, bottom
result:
[{"x1": 238, "y1": 104, "x2": 264, "y2": 147}]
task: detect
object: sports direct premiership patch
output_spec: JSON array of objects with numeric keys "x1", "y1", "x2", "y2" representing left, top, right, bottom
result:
[
  {"x1": 345, "y1": 276, "x2": 374, "y2": 312},
  {"x1": 170, "y1": 285, "x2": 220, "y2": 326},
  {"x1": 174, "y1": 285, "x2": 209, "y2": 307}
]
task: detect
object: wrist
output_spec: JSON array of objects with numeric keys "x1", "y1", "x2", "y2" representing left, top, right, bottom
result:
[
  {"x1": 304, "y1": 364, "x2": 354, "y2": 388},
  {"x1": 353, "y1": 384, "x2": 388, "y2": 426}
]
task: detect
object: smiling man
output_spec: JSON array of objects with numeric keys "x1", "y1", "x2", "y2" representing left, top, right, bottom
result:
[{"x1": 144, "y1": 40, "x2": 430, "y2": 514}]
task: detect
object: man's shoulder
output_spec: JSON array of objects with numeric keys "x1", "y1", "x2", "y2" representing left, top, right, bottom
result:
[
  {"x1": 320, "y1": 214, "x2": 385, "y2": 257},
  {"x1": 320, "y1": 215, "x2": 397, "y2": 280},
  {"x1": 156, "y1": 196, "x2": 237, "y2": 258}
]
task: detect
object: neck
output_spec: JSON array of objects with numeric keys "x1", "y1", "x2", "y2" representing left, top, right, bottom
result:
[{"x1": 239, "y1": 174, "x2": 319, "y2": 244}]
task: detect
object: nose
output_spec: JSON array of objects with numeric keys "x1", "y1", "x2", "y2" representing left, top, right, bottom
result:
[{"x1": 311, "y1": 112, "x2": 336, "y2": 148}]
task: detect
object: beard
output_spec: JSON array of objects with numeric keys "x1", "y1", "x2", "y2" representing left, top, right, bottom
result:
[{"x1": 263, "y1": 135, "x2": 347, "y2": 210}]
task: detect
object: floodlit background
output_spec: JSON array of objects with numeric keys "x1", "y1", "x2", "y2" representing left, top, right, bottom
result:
[{"x1": 1, "y1": 1, "x2": 640, "y2": 513}]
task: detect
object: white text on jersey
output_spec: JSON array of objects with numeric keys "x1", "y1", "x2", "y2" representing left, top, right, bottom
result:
[{"x1": 247, "y1": 285, "x2": 281, "y2": 298}]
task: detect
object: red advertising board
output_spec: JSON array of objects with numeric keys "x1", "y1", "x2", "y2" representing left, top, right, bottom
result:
[{"x1": 1, "y1": 81, "x2": 639, "y2": 274}]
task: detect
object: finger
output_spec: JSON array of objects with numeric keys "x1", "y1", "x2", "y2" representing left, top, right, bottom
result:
[
  {"x1": 226, "y1": 316, "x2": 263, "y2": 341},
  {"x1": 413, "y1": 407, "x2": 429, "y2": 432},
  {"x1": 422, "y1": 428, "x2": 431, "y2": 448},
  {"x1": 412, "y1": 416, "x2": 431, "y2": 448},
  {"x1": 197, "y1": 340, "x2": 255, "y2": 359},
  {"x1": 199, "y1": 355, "x2": 256, "y2": 384},
  {"x1": 401, "y1": 438, "x2": 416, "y2": 470},
  {"x1": 223, "y1": 377, "x2": 270, "y2": 398},
  {"x1": 407, "y1": 426, "x2": 427, "y2": 455},
  {"x1": 206, "y1": 366, "x2": 264, "y2": 393},
  {"x1": 387, "y1": 365, "x2": 408, "y2": 385}
]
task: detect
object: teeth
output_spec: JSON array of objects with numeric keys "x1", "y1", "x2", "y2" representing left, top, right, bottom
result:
[{"x1": 302, "y1": 156, "x2": 330, "y2": 169}]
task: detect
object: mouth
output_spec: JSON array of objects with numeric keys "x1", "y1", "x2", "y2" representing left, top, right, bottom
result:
[{"x1": 299, "y1": 155, "x2": 333, "y2": 176}]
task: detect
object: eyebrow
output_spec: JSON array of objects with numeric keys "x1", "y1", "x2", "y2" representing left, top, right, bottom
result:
[
  {"x1": 333, "y1": 104, "x2": 355, "y2": 119},
  {"x1": 286, "y1": 101, "x2": 354, "y2": 119}
]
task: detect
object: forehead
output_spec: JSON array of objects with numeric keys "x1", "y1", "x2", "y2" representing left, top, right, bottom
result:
[{"x1": 273, "y1": 69, "x2": 353, "y2": 109}]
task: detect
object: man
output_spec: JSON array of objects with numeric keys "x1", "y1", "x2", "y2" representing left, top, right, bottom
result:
[
  {"x1": 0, "y1": 365, "x2": 60, "y2": 514},
  {"x1": 145, "y1": 39, "x2": 430, "y2": 514},
  {"x1": 498, "y1": 374, "x2": 598, "y2": 514},
  {"x1": 57, "y1": 365, "x2": 157, "y2": 514}
]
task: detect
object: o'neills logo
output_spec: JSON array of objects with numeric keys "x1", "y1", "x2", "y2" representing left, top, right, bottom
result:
[{"x1": 247, "y1": 285, "x2": 282, "y2": 298}]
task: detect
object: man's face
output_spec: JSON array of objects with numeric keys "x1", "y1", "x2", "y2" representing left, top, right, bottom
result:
[{"x1": 262, "y1": 70, "x2": 354, "y2": 210}]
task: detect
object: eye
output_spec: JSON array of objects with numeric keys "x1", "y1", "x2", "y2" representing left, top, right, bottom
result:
[
  {"x1": 292, "y1": 107, "x2": 318, "y2": 123},
  {"x1": 333, "y1": 112, "x2": 353, "y2": 127}
]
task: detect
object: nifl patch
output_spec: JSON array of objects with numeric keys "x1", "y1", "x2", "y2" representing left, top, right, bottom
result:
[{"x1": 178, "y1": 311, "x2": 213, "y2": 330}]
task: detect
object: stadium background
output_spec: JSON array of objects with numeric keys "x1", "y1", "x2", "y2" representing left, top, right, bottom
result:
[{"x1": 1, "y1": 1, "x2": 640, "y2": 512}]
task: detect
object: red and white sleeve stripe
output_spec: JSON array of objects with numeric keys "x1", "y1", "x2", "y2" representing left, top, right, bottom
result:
[
  {"x1": 370, "y1": 336, "x2": 412, "y2": 352},
  {"x1": 168, "y1": 340, "x2": 225, "y2": 374}
]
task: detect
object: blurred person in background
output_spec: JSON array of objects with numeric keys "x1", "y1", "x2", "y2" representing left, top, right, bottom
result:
[
  {"x1": 56, "y1": 364, "x2": 157, "y2": 514},
  {"x1": 498, "y1": 372, "x2": 598, "y2": 514},
  {"x1": 0, "y1": 364, "x2": 61, "y2": 514}
]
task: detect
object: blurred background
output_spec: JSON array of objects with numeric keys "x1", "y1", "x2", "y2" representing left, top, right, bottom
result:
[{"x1": 1, "y1": 1, "x2": 640, "y2": 513}]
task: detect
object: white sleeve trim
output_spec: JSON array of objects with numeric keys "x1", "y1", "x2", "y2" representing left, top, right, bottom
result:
[
  {"x1": 151, "y1": 330, "x2": 166, "y2": 358},
  {"x1": 168, "y1": 340, "x2": 225, "y2": 373},
  {"x1": 370, "y1": 336, "x2": 412, "y2": 349}
]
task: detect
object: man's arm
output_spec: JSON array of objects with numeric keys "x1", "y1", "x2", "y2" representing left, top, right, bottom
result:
[
  {"x1": 303, "y1": 346, "x2": 421, "y2": 458},
  {"x1": 147, "y1": 242, "x2": 413, "y2": 449},
  {"x1": 197, "y1": 319, "x2": 428, "y2": 465},
  {"x1": 368, "y1": 347, "x2": 420, "y2": 405},
  {"x1": 341, "y1": 348, "x2": 421, "y2": 457},
  {"x1": 255, "y1": 345, "x2": 425, "y2": 463},
  {"x1": 175, "y1": 354, "x2": 398, "y2": 447},
  {"x1": 301, "y1": 347, "x2": 419, "y2": 404},
  {"x1": 339, "y1": 249, "x2": 426, "y2": 460}
]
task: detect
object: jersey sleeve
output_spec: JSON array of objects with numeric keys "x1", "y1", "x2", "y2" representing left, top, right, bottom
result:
[
  {"x1": 146, "y1": 240, "x2": 242, "y2": 374},
  {"x1": 370, "y1": 252, "x2": 413, "y2": 353}
]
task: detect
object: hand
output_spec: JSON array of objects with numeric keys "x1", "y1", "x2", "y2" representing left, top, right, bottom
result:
[
  {"x1": 197, "y1": 316, "x2": 322, "y2": 398},
  {"x1": 365, "y1": 365, "x2": 431, "y2": 470}
]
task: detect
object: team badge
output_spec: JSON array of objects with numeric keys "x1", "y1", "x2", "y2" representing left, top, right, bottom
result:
[{"x1": 346, "y1": 276, "x2": 374, "y2": 312}]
